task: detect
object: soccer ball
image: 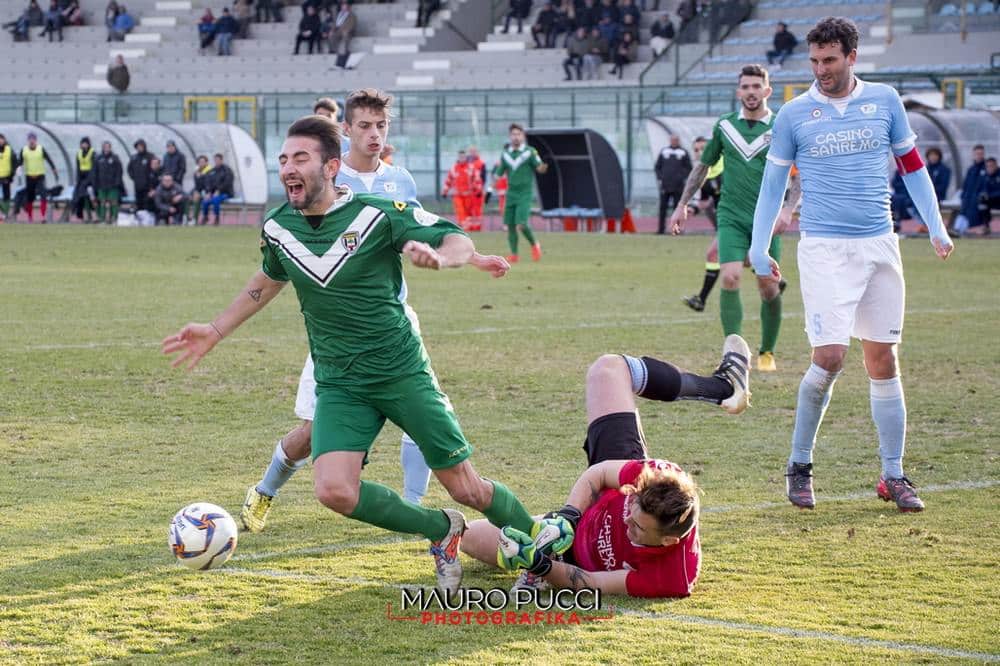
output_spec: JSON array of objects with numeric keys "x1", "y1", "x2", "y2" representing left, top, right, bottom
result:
[{"x1": 169, "y1": 502, "x2": 239, "y2": 570}]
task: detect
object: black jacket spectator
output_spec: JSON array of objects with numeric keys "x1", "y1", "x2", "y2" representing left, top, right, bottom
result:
[
  {"x1": 106, "y1": 55, "x2": 129, "y2": 92},
  {"x1": 295, "y1": 6, "x2": 321, "y2": 54},
  {"x1": 502, "y1": 0, "x2": 532, "y2": 33},
  {"x1": 532, "y1": 2, "x2": 559, "y2": 48},
  {"x1": 162, "y1": 141, "x2": 187, "y2": 183},
  {"x1": 597, "y1": 0, "x2": 619, "y2": 24},
  {"x1": 208, "y1": 163, "x2": 235, "y2": 197},
  {"x1": 154, "y1": 178, "x2": 187, "y2": 224},
  {"x1": 128, "y1": 140, "x2": 154, "y2": 210},
  {"x1": 767, "y1": 22, "x2": 797, "y2": 65},
  {"x1": 94, "y1": 148, "x2": 124, "y2": 193},
  {"x1": 655, "y1": 139, "x2": 692, "y2": 233},
  {"x1": 576, "y1": 0, "x2": 598, "y2": 29},
  {"x1": 650, "y1": 14, "x2": 675, "y2": 56}
]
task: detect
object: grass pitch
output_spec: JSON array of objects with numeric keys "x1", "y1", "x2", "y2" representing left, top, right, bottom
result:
[{"x1": 1, "y1": 225, "x2": 998, "y2": 665}]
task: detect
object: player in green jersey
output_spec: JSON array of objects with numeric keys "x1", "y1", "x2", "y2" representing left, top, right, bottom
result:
[
  {"x1": 163, "y1": 116, "x2": 534, "y2": 594},
  {"x1": 670, "y1": 64, "x2": 800, "y2": 372},
  {"x1": 493, "y1": 123, "x2": 548, "y2": 263}
]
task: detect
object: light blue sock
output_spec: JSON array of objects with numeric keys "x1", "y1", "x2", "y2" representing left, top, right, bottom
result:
[
  {"x1": 400, "y1": 433, "x2": 431, "y2": 504},
  {"x1": 871, "y1": 376, "x2": 906, "y2": 479},
  {"x1": 790, "y1": 363, "x2": 841, "y2": 465},
  {"x1": 256, "y1": 440, "x2": 308, "y2": 497}
]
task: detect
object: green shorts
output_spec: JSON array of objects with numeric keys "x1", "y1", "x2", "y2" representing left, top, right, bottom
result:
[
  {"x1": 311, "y1": 367, "x2": 473, "y2": 470},
  {"x1": 503, "y1": 195, "x2": 533, "y2": 227},
  {"x1": 717, "y1": 216, "x2": 781, "y2": 265}
]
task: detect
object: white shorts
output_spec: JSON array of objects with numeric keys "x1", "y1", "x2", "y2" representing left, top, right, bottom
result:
[
  {"x1": 294, "y1": 303, "x2": 422, "y2": 421},
  {"x1": 797, "y1": 233, "x2": 905, "y2": 347}
]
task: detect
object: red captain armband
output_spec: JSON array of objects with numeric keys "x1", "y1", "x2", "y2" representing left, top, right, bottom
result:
[{"x1": 895, "y1": 147, "x2": 925, "y2": 175}]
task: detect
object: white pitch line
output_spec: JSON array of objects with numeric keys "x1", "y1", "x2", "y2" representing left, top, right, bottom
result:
[
  {"x1": 703, "y1": 478, "x2": 1000, "y2": 514},
  {"x1": 212, "y1": 568, "x2": 1000, "y2": 662},
  {"x1": 7, "y1": 306, "x2": 996, "y2": 352}
]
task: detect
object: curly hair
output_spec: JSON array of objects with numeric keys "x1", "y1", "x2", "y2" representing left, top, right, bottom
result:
[
  {"x1": 620, "y1": 464, "x2": 700, "y2": 539},
  {"x1": 806, "y1": 16, "x2": 859, "y2": 56}
]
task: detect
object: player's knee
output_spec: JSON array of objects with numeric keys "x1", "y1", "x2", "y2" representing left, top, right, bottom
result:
[
  {"x1": 587, "y1": 354, "x2": 626, "y2": 386},
  {"x1": 443, "y1": 478, "x2": 490, "y2": 510},
  {"x1": 863, "y1": 347, "x2": 898, "y2": 379},
  {"x1": 812, "y1": 347, "x2": 846, "y2": 372},
  {"x1": 721, "y1": 272, "x2": 741, "y2": 290},
  {"x1": 314, "y1": 478, "x2": 359, "y2": 515}
]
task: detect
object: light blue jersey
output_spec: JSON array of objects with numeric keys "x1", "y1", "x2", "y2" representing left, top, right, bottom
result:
[
  {"x1": 767, "y1": 79, "x2": 916, "y2": 238},
  {"x1": 337, "y1": 157, "x2": 420, "y2": 208}
]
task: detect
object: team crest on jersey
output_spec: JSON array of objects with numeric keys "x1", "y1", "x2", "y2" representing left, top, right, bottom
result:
[
  {"x1": 383, "y1": 181, "x2": 398, "y2": 193},
  {"x1": 860, "y1": 103, "x2": 877, "y2": 115},
  {"x1": 341, "y1": 231, "x2": 359, "y2": 253},
  {"x1": 393, "y1": 200, "x2": 407, "y2": 211},
  {"x1": 811, "y1": 108, "x2": 822, "y2": 119}
]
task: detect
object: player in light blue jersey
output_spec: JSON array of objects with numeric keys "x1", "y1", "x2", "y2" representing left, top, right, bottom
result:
[
  {"x1": 242, "y1": 90, "x2": 506, "y2": 531},
  {"x1": 748, "y1": 17, "x2": 954, "y2": 513}
]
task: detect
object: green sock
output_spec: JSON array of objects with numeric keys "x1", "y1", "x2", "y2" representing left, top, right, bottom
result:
[
  {"x1": 482, "y1": 479, "x2": 534, "y2": 533},
  {"x1": 507, "y1": 224, "x2": 518, "y2": 255},
  {"x1": 719, "y1": 288, "x2": 743, "y2": 336},
  {"x1": 760, "y1": 293, "x2": 782, "y2": 353},
  {"x1": 519, "y1": 223, "x2": 537, "y2": 246},
  {"x1": 347, "y1": 480, "x2": 450, "y2": 541},
  {"x1": 109, "y1": 203, "x2": 119, "y2": 221},
  {"x1": 0, "y1": 200, "x2": 9, "y2": 215}
]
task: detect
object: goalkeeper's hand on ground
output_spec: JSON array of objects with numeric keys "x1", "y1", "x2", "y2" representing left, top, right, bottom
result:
[
  {"x1": 530, "y1": 516, "x2": 575, "y2": 556},
  {"x1": 497, "y1": 526, "x2": 552, "y2": 577}
]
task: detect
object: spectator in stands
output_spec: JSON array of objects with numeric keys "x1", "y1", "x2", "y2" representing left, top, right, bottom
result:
[
  {"x1": 563, "y1": 26, "x2": 589, "y2": 80},
  {"x1": 255, "y1": 0, "x2": 281, "y2": 23},
  {"x1": 621, "y1": 13, "x2": 639, "y2": 42},
  {"x1": 94, "y1": 140, "x2": 124, "y2": 224},
  {"x1": 26, "y1": 0, "x2": 44, "y2": 26},
  {"x1": 18, "y1": 132, "x2": 59, "y2": 223},
  {"x1": 582, "y1": 26, "x2": 607, "y2": 78},
  {"x1": 596, "y1": 15, "x2": 619, "y2": 51},
  {"x1": 0, "y1": 134, "x2": 16, "y2": 221},
  {"x1": 72, "y1": 137, "x2": 97, "y2": 223},
  {"x1": 38, "y1": 0, "x2": 63, "y2": 41},
  {"x1": 654, "y1": 134, "x2": 691, "y2": 234},
  {"x1": 104, "y1": 0, "x2": 119, "y2": 31},
  {"x1": 154, "y1": 173, "x2": 188, "y2": 225},
  {"x1": 502, "y1": 0, "x2": 532, "y2": 34},
  {"x1": 649, "y1": 13, "x2": 674, "y2": 56},
  {"x1": 955, "y1": 144, "x2": 987, "y2": 235},
  {"x1": 61, "y1": 0, "x2": 83, "y2": 26},
  {"x1": 531, "y1": 1, "x2": 558, "y2": 48},
  {"x1": 328, "y1": 1, "x2": 356, "y2": 68},
  {"x1": 233, "y1": 0, "x2": 251, "y2": 37},
  {"x1": 415, "y1": 0, "x2": 439, "y2": 27},
  {"x1": 128, "y1": 139, "x2": 154, "y2": 215},
  {"x1": 200, "y1": 153, "x2": 234, "y2": 225},
  {"x1": 109, "y1": 4, "x2": 133, "y2": 40},
  {"x1": 676, "y1": 0, "x2": 698, "y2": 43},
  {"x1": 215, "y1": 7, "x2": 237, "y2": 55},
  {"x1": 294, "y1": 4, "x2": 321, "y2": 54},
  {"x1": 577, "y1": 0, "x2": 598, "y2": 30},
  {"x1": 162, "y1": 140, "x2": 187, "y2": 184},
  {"x1": 620, "y1": 0, "x2": 641, "y2": 24},
  {"x1": 4, "y1": 9, "x2": 32, "y2": 41},
  {"x1": 106, "y1": 54, "x2": 130, "y2": 92},
  {"x1": 766, "y1": 22, "x2": 797, "y2": 68},
  {"x1": 598, "y1": 0, "x2": 619, "y2": 24},
  {"x1": 190, "y1": 154, "x2": 212, "y2": 223},
  {"x1": 197, "y1": 8, "x2": 215, "y2": 50},
  {"x1": 552, "y1": 0, "x2": 575, "y2": 46},
  {"x1": 609, "y1": 29, "x2": 636, "y2": 78}
]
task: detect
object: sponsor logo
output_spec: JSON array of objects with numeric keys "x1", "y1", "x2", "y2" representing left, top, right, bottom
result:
[
  {"x1": 811, "y1": 108, "x2": 822, "y2": 119},
  {"x1": 860, "y1": 103, "x2": 877, "y2": 114},
  {"x1": 341, "y1": 231, "x2": 359, "y2": 253},
  {"x1": 383, "y1": 181, "x2": 397, "y2": 193},
  {"x1": 807, "y1": 127, "x2": 881, "y2": 158},
  {"x1": 890, "y1": 329, "x2": 901, "y2": 335}
]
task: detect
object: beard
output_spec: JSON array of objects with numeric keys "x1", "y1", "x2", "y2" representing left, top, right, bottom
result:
[{"x1": 288, "y1": 172, "x2": 326, "y2": 211}]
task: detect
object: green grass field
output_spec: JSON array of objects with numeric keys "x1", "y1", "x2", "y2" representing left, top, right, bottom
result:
[{"x1": 2, "y1": 225, "x2": 998, "y2": 665}]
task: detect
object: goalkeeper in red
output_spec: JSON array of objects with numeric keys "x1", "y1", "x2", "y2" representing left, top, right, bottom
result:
[
  {"x1": 163, "y1": 115, "x2": 535, "y2": 594},
  {"x1": 461, "y1": 334, "x2": 752, "y2": 597}
]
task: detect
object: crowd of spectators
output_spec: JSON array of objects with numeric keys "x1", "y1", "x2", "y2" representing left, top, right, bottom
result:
[
  {"x1": 0, "y1": 131, "x2": 237, "y2": 225},
  {"x1": 545, "y1": 0, "x2": 648, "y2": 79},
  {"x1": 4, "y1": 0, "x2": 85, "y2": 42}
]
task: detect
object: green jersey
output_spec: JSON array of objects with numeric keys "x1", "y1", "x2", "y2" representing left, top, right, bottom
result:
[
  {"x1": 493, "y1": 144, "x2": 543, "y2": 195},
  {"x1": 260, "y1": 188, "x2": 466, "y2": 386},
  {"x1": 701, "y1": 109, "x2": 774, "y2": 223}
]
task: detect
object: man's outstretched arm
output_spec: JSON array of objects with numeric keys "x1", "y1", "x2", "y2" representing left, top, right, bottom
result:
[{"x1": 162, "y1": 270, "x2": 285, "y2": 370}]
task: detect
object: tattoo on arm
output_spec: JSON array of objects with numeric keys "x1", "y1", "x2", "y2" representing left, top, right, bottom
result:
[
  {"x1": 248, "y1": 288, "x2": 262, "y2": 302},
  {"x1": 679, "y1": 163, "x2": 710, "y2": 208},
  {"x1": 567, "y1": 566, "x2": 595, "y2": 591}
]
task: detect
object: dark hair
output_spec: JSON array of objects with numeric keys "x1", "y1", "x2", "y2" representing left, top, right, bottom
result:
[
  {"x1": 739, "y1": 63, "x2": 769, "y2": 86},
  {"x1": 694, "y1": 135, "x2": 707, "y2": 142},
  {"x1": 196, "y1": 154, "x2": 208, "y2": 162},
  {"x1": 509, "y1": 123, "x2": 525, "y2": 133},
  {"x1": 344, "y1": 88, "x2": 394, "y2": 123},
  {"x1": 286, "y1": 115, "x2": 342, "y2": 163},
  {"x1": 973, "y1": 144, "x2": 985, "y2": 151},
  {"x1": 313, "y1": 96, "x2": 340, "y2": 116},
  {"x1": 806, "y1": 16, "x2": 859, "y2": 56},
  {"x1": 213, "y1": 152, "x2": 223, "y2": 160},
  {"x1": 926, "y1": 147, "x2": 942, "y2": 161},
  {"x1": 987, "y1": 157, "x2": 998, "y2": 164},
  {"x1": 777, "y1": 21, "x2": 787, "y2": 29}
]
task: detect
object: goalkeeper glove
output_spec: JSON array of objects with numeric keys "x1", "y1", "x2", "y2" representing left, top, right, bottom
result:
[
  {"x1": 543, "y1": 504, "x2": 582, "y2": 529},
  {"x1": 497, "y1": 526, "x2": 552, "y2": 577},
  {"x1": 530, "y1": 516, "x2": 575, "y2": 556}
]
